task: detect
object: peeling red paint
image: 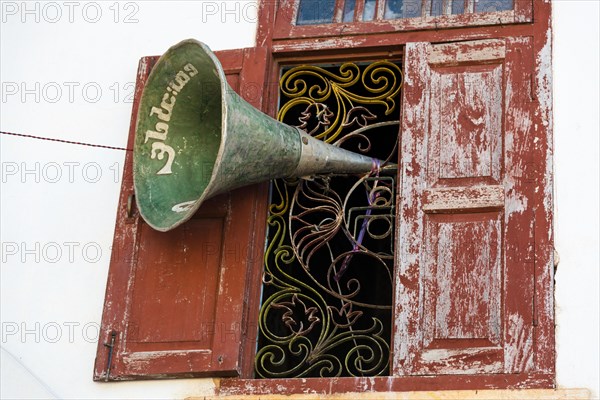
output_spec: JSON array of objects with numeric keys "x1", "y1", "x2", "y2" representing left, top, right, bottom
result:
[
  {"x1": 95, "y1": 0, "x2": 555, "y2": 390},
  {"x1": 94, "y1": 49, "x2": 270, "y2": 381}
]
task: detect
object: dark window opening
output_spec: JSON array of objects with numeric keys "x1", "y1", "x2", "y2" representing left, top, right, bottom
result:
[{"x1": 255, "y1": 60, "x2": 403, "y2": 378}]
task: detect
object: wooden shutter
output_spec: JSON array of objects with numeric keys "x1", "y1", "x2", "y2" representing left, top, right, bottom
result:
[
  {"x1": 94, "y1": 47, "x2": 268, "y2": 381},
  {"x1": 394, "y1": 38, "x2": 543, "y2": 375}
]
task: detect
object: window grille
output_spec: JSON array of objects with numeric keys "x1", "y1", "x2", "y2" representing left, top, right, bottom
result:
[{"x1": 255, "y1": 61, "x2": 402, "y2": 378}]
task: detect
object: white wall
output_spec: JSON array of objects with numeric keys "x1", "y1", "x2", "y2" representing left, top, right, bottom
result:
[
  {"x1": 1, "y1": 1, "x2": 598, "y2": 399},
  {"x1": 0, "y1": 1, "x2": 257, "y2": 398},
  {"x1": 553, "y1": 1, "x2": 600, "y2": 397}
]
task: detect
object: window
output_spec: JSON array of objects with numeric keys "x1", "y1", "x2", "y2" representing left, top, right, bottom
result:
[
  {"x1": 96, "y1": 0, "x2": 554, "y2": 394},
  {"x1": 295, "y1": 0, "x2": 515, "y2": 24},
  {"x1": 272, "y1": 0, "x2": 532, "y2": 41}
]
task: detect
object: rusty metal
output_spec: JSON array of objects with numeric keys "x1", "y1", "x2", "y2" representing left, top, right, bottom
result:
[
  {"x1": 133, "y1": 39, "x2": 389, "y2": 232},
  {"x1": 103, "y1": 331, "x2": 117, "y2": 382}
]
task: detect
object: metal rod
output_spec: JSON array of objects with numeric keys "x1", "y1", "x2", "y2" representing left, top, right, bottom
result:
[{"x1": 103, "y1": 332, "x2": 117, "y2": 382}]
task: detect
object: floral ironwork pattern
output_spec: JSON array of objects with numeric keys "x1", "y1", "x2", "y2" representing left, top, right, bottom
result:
[
  {"x1": 256, "y1": 61, "x2": 402, "y2": 378},
  {"x1": 278, "y1": 62, "x2": 402, "y2": 144}
]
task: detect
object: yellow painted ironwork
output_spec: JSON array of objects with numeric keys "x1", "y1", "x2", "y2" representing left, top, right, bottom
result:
[
  {"x1": 256, "y1": 61, "x2": 402, "y2": 379},
  {"x1": 278, "y1": 62, "x2": 402, "y2": 143}
]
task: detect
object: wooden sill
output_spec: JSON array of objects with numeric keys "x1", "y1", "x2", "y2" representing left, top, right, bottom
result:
[{"x1": 192, "y1": 388, "x2": 591, "y2": 400}]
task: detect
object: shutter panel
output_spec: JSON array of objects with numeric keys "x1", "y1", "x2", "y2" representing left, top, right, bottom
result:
[
  {"x1": 394, "y1": 38, "x2": 538, "y2": 375},
  {"x1": 94, "y1": 47, "x2": 268, "y2": 380}
]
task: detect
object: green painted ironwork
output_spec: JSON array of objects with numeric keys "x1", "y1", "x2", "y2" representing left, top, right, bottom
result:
[{"x1": 256, "y1": 61, "x2": 403, "y2": 378}]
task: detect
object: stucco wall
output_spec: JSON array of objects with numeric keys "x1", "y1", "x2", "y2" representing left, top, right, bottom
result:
[
  {"x1": 1, "y1": 1, "x2": 598, "y2": 399},
  {"x1": 552, "y1": 0, "x2": 599, "y2": 396}
]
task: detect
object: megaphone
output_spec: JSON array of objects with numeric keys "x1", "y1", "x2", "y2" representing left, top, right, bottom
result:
[{"x1": 134, "y1": 39, "x2": 389, "y2": 232}]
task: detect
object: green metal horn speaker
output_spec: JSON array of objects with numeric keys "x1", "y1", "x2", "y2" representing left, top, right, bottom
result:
[{"x1": 134, "y1": 39, "x2": 387, "y2": 232}]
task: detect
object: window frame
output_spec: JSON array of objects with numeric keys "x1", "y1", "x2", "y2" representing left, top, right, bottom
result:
[
  {"x1": 95, "y1": 0, "x2": 554, "y2": 393},
  {"x1": 272, "y1": 0, "x2": 533, "y2": 42},
  {"x1": 219, "y1": 0, "x2": 555, "y2": 394}
]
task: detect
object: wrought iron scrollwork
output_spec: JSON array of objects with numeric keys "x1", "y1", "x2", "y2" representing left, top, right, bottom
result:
[
  {"x1": 256, "y1": 61, "x2": 402, "y2": 379},
  {"x1": 278, "y1": 62, "x2": 402, "y2": 144}
]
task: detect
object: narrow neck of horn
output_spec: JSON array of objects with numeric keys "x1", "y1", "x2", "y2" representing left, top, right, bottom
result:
[{"x1": 291, "y1": 130, "x2": 380, "y2": 177}]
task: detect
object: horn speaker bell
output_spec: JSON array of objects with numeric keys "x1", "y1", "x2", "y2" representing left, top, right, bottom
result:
[{"x1": 134, "y1": 40, "x2": 385, "y2": 232}]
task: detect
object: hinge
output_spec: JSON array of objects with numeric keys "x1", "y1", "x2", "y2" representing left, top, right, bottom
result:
[
  {"x1": 103, "y1": 331, "x2": 117, "y2": 381},
  {"x1": 127, "y1": 194, "x2": 135, "y2": 219}
]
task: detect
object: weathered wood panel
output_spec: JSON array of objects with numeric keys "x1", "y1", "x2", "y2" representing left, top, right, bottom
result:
[
  {"x1": 127, "y1": 218, "x2": 224, "y2": 349},
  {"x1": 425, "y1": 214, "x2": 502, "y2": 344},
  {"x1": 423, "y1": 185, "x2": 504, "y2": 212},
  {"x1": 201, "y1": 388, "x2": 590, "y2": 399},
  {"x1": 217, "y1": 374, "x2": 556, "y2": 396},
  {"x1": 394, "y1": 37, "x2": 537, "y2": 376},
  {"x1": 427, "y1": 41, "x2": 504, "y2": 186},
  {"x1": 420, "y1": 212, "x2": 503, "y2": 374},
  {"x1": 94, "y1": 48, "x2": 269, "y2": 380},
  {"x1": 502, "y1": 35, "x2": 536, "y2": 374},
  {"x1": 427, "y1": 39, "x2": 506, "y2": 65},
  {"x1": 531, "y1": 2, "x2": 555, "y2": 373},
  {"x1": 436, "y1": 67, "x2": 501, "y2": 180}
]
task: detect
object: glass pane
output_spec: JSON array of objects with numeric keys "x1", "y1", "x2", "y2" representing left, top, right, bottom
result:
[
  {"x1": 297, "y1": 0, "x2": 336, "y2": 25},
  {"x1": 475, "y1": 0, "x2": 513, "y2": 13},
  {"x1": 363, "y1": 0, "x2": 377, "y2": 21},
  {"x1": 451, "y1": 0, "x2": 465, "y2": 14},
  {"x1": 343, "y1": 0, "x2": 356, "y2": 22},
  {"x1": 430, "y1": 0, "x2": 443, "y2": 16},
  {"x1": 384, "y1": 0, "x2": 423, "y2": 19}
]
